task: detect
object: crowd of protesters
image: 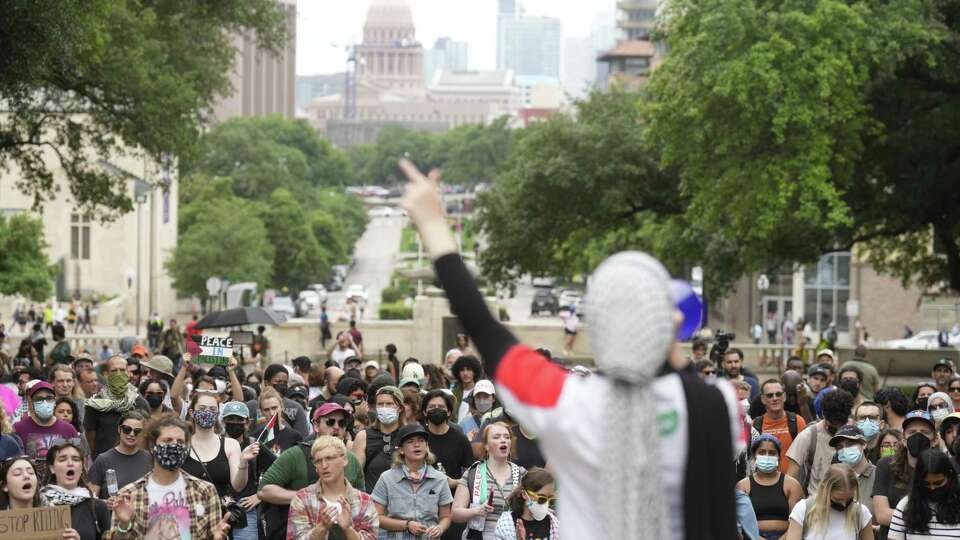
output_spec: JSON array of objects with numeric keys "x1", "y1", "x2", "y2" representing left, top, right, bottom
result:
[{"x1": 0, "y1": 163, "x2": 955, "y2": 539}]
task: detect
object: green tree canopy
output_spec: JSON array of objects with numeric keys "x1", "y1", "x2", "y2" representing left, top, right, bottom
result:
[
  {"x1": 0, "y1": 0, "x2": 287, "y2": 217},
  {"x1": 644, "y1": 0, "x2": 960, "y2": 292},
  {"x1": 165, "y1": 197, "x2": 274, "y2": 301},
  {"x1": 260, "y1": 188, "x2": 330, "y2": 291},
  {"x1": 0, "y1": 215, "x2": 57, "y2": 301}
]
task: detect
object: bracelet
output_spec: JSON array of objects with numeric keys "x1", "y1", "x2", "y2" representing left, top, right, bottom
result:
[
  {"x1": 405, "y1": 520, "x2": 411, "y2": 533},
  {"x1": 114, "y1": 521, "x2": 132, "y2": 533}
]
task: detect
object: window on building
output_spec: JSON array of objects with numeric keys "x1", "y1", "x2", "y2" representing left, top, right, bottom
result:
[
  {"x1": 628, "y1": 8, "x2": 656, "y2": 21},
  {"x1": 803, "y1": 252, "x2": 851, "y2": 332},
  {"x1": 70, "y1": 213, "x2": 91, "y2": 260}
]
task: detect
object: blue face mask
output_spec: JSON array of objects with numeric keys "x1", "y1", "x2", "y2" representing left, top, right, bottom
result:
[
  {"x1": 856, "y1": 419, "x2": 880, "y2": 439},
  {"x1": 755, "y1": 455, "x2": 779, "y2": 473},
  {"x1": 377, "y1": 407, "x2": 399, "y2": 425},
  {"x1": 838, "y1": 446, "x2": 863, "y2": 465}
]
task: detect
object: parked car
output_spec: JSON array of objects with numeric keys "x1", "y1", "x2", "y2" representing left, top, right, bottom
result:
[
  {"x1": 305, "y1": 283, "x2": 328, "y2": 300},
  {"x1": 531, "y1": 289, "x2": 559, "y2": 316},
  {"x1": 883, "y1": 330, "x2": 959, "y2": 349},
  {"x1": 558, "y1": 289, "x2": 583, "y2": 311},
  {"x1": 269, "y1": 296, "x2": 296, "y2": 318},
  {"x1": 346, "y1": 284, "x2": 368, "y2": 302},
  {"x1": 325, "y1": 275, "x2": 343, "y2": 292},
  {"x1": 368, "y1": 206, "x2": 393, "y2": 218},
  {"x1": 298, "y1": 290, "x2": 323, "y2": 312}
]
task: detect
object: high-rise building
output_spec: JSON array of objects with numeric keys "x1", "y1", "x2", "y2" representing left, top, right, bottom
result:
[
  {"x1": 423, "y1": 37, "x2": 469, "y2": 83},
  {"x1": 496, "y1": 1, "x2": 562, "y2": 79},
  {"x1": 213, "y1": 0, "x2": 297, "y2": 122},
  {"x1": 616, "y1": 0, "x2": 657, "y2": 42}
]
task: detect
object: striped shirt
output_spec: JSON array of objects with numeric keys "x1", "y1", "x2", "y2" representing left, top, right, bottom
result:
[
  {"x1": 457, "y1": 461, "x2": 525, "y2": 539},
  {"x1": 889, "y1": 496, "x2": 960, "y2": 539}
]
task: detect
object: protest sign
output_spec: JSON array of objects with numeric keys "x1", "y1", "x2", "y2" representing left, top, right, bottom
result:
[
  {"x1": 197, "y1": 335, "x2": 233, "y2": 365},
  {"x1": 0, "y1": 506, "x2": 70, "y2": 540}
]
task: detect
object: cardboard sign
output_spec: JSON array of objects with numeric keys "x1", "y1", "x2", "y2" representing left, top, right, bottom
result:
[
  {"x1": 197, "y1": 335, "x2": 233, "y2": 365},
  {"x1": 0, "y1": 506, "x2": 70, "y2": 540}
]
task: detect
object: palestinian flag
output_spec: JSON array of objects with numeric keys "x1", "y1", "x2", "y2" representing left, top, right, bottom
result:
[{"x1": 257, "y1": 412, "x2": 279, "y2": 445}]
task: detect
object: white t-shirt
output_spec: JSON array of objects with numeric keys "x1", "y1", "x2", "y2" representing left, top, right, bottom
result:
[
  {"x1": 330, "y1": 347, "x2": 355, "y2": 368},
  {"x1": 146, "y1": 474, "x2": 193, "y2": 540},
  {"x1": 788, "y1": 498, "x2": 872, "y2": 540},
  {"x1": 888, "y1": 496, "x2": 960, "y2": 540},
  {"x1": 457, "y1": 388, "x2": 473, "y2": 423}
]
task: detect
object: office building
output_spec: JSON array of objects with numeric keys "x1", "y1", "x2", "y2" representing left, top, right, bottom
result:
[{"x1": 423, "y1": 38, "x2": 470, "y2": 83}]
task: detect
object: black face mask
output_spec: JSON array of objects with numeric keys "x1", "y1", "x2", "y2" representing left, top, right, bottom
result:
[
  {"x1": 917, "y1": 397, "x2": 929, "y2": 410},
  {"x1": 273, "y1": 383, "x2": 288, "y2": 397},
  {"x1": 146, "y1": 394, "x2": 163, "y2": 409},
  {"x1": 426, "y1": 408, "x2": 449, "y2": 426},
  {"x1": 907, "y1": 432, "x2": 932, "y2": 458},
  {"x1": 839, "y1": 379, "x2": 860, "y2": 397},
  {"x1": 830, "y1": 500, "x2": 851, "y2": 512},
  {"x1": 224, "y1": 422, "x2": 246, "y2": 438},
  {"x1": 927, "y1": 486, "x2": 949, "y2": 502},
  {"x1": 248, "y1": 383, "x2": 261, "y2": 396}
]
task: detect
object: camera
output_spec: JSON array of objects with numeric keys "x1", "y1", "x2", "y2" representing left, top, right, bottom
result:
[
  {"x1": 709, "y1": 330, "x2": 736, "y2": 364},
  {"x1": 224, "y1": 499, "x2": 248, "y2": 529}
]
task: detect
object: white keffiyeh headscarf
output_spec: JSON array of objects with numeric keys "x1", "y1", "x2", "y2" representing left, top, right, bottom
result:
[{"x1": 586, "y1": 251, "x2": 675, "y2": 539}]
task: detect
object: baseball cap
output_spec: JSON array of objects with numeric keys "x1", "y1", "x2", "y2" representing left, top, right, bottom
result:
[
  {"x1": 816, "y1": 349, "x2": 835, "y2": 360},
  {"x1": 131, "y1": 345, "x2": 149, "y2": 357},
  {"x1": 398, "y1": 377, "x2": 421, "y2": 389},
  {"x1": 313, "y1": 402, "x2": 347, "y2": 421},
  {"x1": 392, "y1": 423, "x2": 428, "y2": 450},
  {"x1": 363, "y1": 360, "x2": 379, "y2": 372},
  {"x1": 343, "y1": 355, "x2": 361, "y2": 367},
  {"x1": 903, "y1": 410, "x2": 936, "y2": 432},
  {"x1": 221, "y1": 401, "x2": 249, "y2": 419},
  {"x1": 829, "y1": 425, "x2": 867, "y2": 447},
  {"x1": 286, "y1": 384, "x2": 309, "y2": 399},
  {"x1": 473, "y1": 379, "x2": 496, "y2": 396},
  {"x1": 808, "y1": 366, "x2": 829, "y2": 379},
  {"x1": 939, "y1": 412, "x2": 960, "y2": 439},
  {"x1": 376, "y1": 385, "x2": 404, "y2": 405},
  {"x1": 142, "y1": 355, "x2": 175, "y2": 378},
  {"x1": 933, "y1": 357, "x2": 954, "y2": 370},
  {"x1": 27, "y1": 381, "x2": 55, "y2": 398}
]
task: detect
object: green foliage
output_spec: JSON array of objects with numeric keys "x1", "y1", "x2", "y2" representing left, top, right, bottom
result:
[
  {"x1": 0, "y1": 0, "x2": 287, "y2": 217},
  {"x1": 380, "y1": 286, "x2": 405, "y2": 304},
  {"x1": 644, "y1": 0, "x2": 960, "y2": 292},
  {"x1": 477, "y1": 91, "x2": 691, "y2": 289},
  {"x1": 378, "y1": 302, "x2": 413, "y2": 320},
  {"x1": 165, "y1": 197, "x2": 274, "y2": 300},
  {"x1": 260, "y1": 188, "x2": 330, "y2": 291},
  {"x1": 0, "y1": 215, "x2": 57, "y2": 301},
  {"x1": 400, "y1": 225, "x2": 420, "y2": 253},
  {"x1": 182, "y1": 116, "x2": 355, "y2": 201}
]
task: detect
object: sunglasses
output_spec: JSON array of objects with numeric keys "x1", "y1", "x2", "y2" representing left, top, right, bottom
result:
[
  {"x1": 949, "y1": 386, "x2": 960, "y2": 392},
  {"x1": 322, "y1": 418, "x2": 348, "y2": 428},
  {"x1": 764, "y1": 392, "x2": 784, "y2": 399},
  {"x1": 930, "y1": 402, "x2": 951, "y2": 411},
  {"x1": 48, "y1": 437, "x2": 84, "y2": 453},
  {"x1": 120, "y1": 425, "x2": 143, "y2": 436},
  {"x1": 702, "y1": 370, "x2": 716, "y2": 376},
  {"x1": 525, "y1": 490, "x2": 555, "y2": 505}
]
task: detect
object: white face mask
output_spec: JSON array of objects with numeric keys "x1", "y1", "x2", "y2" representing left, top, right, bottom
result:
[{"x1": 526, "y1": 500, "x2": 549, "y2": 521}]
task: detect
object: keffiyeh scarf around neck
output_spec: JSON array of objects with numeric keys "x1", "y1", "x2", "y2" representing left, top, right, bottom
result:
[
  {"x1": 85, "y1": 384, "x2": 138, "y2": 413},
  {"x1": 40, "y1": 484, "x2": 90, "y2": 506}
]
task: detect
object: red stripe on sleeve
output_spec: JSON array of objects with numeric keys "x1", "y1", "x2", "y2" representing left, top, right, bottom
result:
[{"x1": 494, "y1": 345, "x2": 568, "y2": 408}]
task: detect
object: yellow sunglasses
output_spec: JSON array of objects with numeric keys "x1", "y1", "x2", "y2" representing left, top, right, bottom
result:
[{"x1": 525, "y1": 490, "x2": 555, "y2": 505}]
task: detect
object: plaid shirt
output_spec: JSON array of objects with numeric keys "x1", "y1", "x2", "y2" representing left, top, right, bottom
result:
[
  {"x1": 104, "y1": 471, "x2": 222, "y2": 540},
  {"x1": 287, "y1": 479, "x2": 378, "y2": 540}
]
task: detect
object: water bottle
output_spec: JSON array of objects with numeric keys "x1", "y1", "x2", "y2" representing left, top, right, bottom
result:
[{"x1": 106, "y1": 469, "x2": 119, "y2": 497}]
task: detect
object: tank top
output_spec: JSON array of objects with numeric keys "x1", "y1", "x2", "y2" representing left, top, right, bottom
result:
[
  {"x1": 363, "y1": 426, "x2": 395, "y2": 492},
  {"x1": 749, "y1": 474, "x2": 789, "y2": 522},
  {"x1": 183, "y1": 437, "x2": 231, "y2": 497}
]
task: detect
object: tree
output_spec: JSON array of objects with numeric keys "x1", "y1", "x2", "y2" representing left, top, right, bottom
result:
[
  {"x1": 0, "y1": 214, "x2": 58, "y2": 301},
  {"x1": 182, "y1": 116, "x2": 355, "y2": 200},
  {"x1": 0, "y1": 0, "x2": 287, "y2": 217},
  {"x1": 477, "y1": 91, "x2": 694, "y2": 286},
  {"x1": 429, "y1": 117, "x2": 513, "y2": 186},
  {"x1": 165, "y1": 198, "x2": 274, "y2": 301},
  {"x1": 359, "y1": 126, "x2": 439, "y2": 185},
  {"x1": 644, "y1": 0, "x2": 960, "y2": 291},
  {"x1": 260, "y1": 188, "x2": 330, "y2": 290}
]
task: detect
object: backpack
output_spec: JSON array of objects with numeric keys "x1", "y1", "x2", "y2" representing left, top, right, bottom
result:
[{"x1": 752, "y1": 412, "x2": 799, "y2": 441}]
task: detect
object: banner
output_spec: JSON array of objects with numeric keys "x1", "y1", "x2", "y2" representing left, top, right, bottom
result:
[
  {"x1": 0, "y1": 506, "x2": 70, "y2": 540},
  {"x1": 197, "y1": 335, "x2": 233, "y2": 366}
]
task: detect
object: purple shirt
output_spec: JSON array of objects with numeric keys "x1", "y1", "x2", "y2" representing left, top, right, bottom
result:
[{"x1": 13, "y1": 416, "x2": 79, "y2": 462}]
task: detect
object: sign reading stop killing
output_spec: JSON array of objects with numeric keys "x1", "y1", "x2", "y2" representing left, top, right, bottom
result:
[{"x1": 197, "y1": 335, "x2": 233, "y2": 365}]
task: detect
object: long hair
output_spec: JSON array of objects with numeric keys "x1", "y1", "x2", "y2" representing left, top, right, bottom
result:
[
  {"x1": 508, "y1": 468, "x2": 554, "y2": 519},
  {"x1": 890, "y1": 432, "x2": 915, "y2": 486},
  {"x1": 188, "y1": 392, "x2": 222, "y2": 435},
  {"x1": 0, "y1": 402, "x2": 12, "y2": 435},
  {"x1": 0, "y1": 457, "x2": 42, "y2": 508},
  {"x1": 54, "y1": 397, "x2": 82, "y2": 432},
  {"x1": 904, "y1": 449, "x2": 960, "y2": 532},
  {"x1": 423, "y1": 364, "x2": 450, "y2": 391},
  {"x1": 806, "y1": 465, "x2": 863, "y2": 536},
  {"x1": 257, "y1": 387, "x2": 285, "y2": 427}
]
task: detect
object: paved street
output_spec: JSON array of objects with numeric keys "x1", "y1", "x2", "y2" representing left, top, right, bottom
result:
[{"x1": 318, "y1": 214, "x2": 403, "y2": 321}]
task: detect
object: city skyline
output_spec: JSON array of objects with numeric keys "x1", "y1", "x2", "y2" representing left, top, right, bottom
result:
[{"x1": 296, "y1": 0, "x2": 613, "y2": 76}]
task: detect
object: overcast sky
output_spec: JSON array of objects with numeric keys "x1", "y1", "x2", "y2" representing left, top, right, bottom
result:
[{"x1": 296, "y1": 0, "x2": 616, "y2": 76}]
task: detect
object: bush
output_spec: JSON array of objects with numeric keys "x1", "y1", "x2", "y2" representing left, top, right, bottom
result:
[
  {"x1": 381, "y1": 286, "x2": 405, "y2": 304},
  {"x1": 379, "y1": 302, "x2": 413, "y2": 320}
]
